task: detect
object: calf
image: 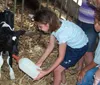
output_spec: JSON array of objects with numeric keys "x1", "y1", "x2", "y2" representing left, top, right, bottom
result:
[{"x1": 0, "y1": 21, "x2": 25, "y2": 79}]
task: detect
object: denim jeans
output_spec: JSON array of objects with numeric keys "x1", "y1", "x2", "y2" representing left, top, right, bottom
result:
[
  {"x1": 77, "y1": 67, "x2": 100, "y2": 85},
  {"x1": 77, "y1": 20, "x2": 98, "y2": 52}
]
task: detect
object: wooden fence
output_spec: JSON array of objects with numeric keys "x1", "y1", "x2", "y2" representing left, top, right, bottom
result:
[{"x1": 4, "y1": 0, "x2": 81, "y2": 27}]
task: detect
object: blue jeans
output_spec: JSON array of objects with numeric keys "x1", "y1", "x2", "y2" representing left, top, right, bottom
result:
[
  {"x1": 77, "y1": 20, "x2": 98, "y2": 52},
  {"x1": 77, "y1": 67, "x2": 100, "y2": 85}
]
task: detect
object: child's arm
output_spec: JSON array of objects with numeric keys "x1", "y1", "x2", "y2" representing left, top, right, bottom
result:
[
  {"x1": 46, "y1": 43, "x2": 66, "y2": 73},
  {"x1": 78, "y1": 61, "x2": 97, "y2": 82},
  {"x1": 36, "y1": 35, "x2": 55, "y2": 67},
  {"x1": 34, "y1": 43, "x2": 67, "y2": 80},
  {"x1": 93, "y1": 68, "x2": 100, "y2": 85}
]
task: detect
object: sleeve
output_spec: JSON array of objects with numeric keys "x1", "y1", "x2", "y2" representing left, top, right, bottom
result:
[
  {"x1": 94, "y1": 41, "x2": 100, "y2": 65},
  {"x1": 94, "y1": 55, "x2": 100, "y2": 65},
  {"x1": 51, "y1": 32, "x2": 55, "y2": 36},
  {"x1": 58, "y1": 35, "x2": 67, "y2": 44}
]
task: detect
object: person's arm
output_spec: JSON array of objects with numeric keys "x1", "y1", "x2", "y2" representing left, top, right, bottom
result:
[
  {"x1": 46, "y1": 43, "x2": 66, "y2": 73},
  {"x1": 83, "y1": 61, "x2": 97, "y2": 72},
  {"x1": 34, "y1": 43, "x2": 67, "y2": 80},
  {"x1": 36, "y1": 35, "x2": 55, "y2": 67},
  {"x1": 78, "y1": 61, "x2": 97, "y2": 82}
]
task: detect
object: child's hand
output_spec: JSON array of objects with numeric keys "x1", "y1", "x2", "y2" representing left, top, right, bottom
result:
[
  {"x1": 36, "y1": 63, "x2": 42, "y2": 67},
  {"x1": 36, "y1": 61, "x2": 43, "y2": 67},
  {"x1": 77, "y1": 69, "x2": 86, "y2": 82},
  {"x1": 34, "y1": 70, "x2": 48, "y2": 80}
]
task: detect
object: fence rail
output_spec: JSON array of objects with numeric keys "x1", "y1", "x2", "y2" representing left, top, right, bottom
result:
[{"x1": 4, "y1": 0, "x2": 81, "y2": 27}]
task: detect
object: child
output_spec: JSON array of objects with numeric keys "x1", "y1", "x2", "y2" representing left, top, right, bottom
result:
[
  {"x1": 34, "y1": 8, "x2": 88, "y2": 85},
  {"x1": 77, "y1": 7, "x2": 100, "y2": 85}
]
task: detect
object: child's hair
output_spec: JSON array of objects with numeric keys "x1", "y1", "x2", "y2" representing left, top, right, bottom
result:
[
  {"x1": 95, "y1": 7, "x2": 100, "y2": 21},
  {"x1": 34, "y1": 8, "x2": 60, "y2": 32}
]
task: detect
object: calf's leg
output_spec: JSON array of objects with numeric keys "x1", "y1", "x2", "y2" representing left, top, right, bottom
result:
[
  {"x1": 7, "y1": 52, "x2": 15, "y2": 79},
  {"x1": 0, "y1": 52, "x2": 3, "y2": 78}
]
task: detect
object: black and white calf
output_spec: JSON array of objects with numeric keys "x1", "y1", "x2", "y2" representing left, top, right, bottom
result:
[{"x1": 0, "y1": 21, "x2": 25, "y2": 79}]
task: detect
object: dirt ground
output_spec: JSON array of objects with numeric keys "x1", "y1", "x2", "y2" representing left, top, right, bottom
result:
[{"x1": 0, "y1": 0, "x2": 78, "y2": 85}]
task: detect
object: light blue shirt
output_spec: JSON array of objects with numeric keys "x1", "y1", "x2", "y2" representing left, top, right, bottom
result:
[
  {"x1": 94, "y1": 33, "x2": 100, "y2": 65},
  {"x1": 52, "y1": 20, "x2": 88, "y2": 48}
]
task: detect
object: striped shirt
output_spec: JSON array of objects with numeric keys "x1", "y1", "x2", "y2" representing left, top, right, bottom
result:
[{"x1": 78, "y1": 0, "x2": 95, "y2": 24}]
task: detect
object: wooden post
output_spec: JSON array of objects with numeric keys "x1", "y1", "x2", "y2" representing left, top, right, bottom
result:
[{"x1": 21, "y1": 0, "x2": 25, "y2": 28}]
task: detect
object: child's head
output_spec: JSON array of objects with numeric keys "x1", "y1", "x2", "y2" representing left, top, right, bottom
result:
[
  {"x1": 34, "y1": 8, "x2": 60, "y2": 33},
  {"x1": 95, "y1": 7, "x2": 100, "y2": 32}
]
